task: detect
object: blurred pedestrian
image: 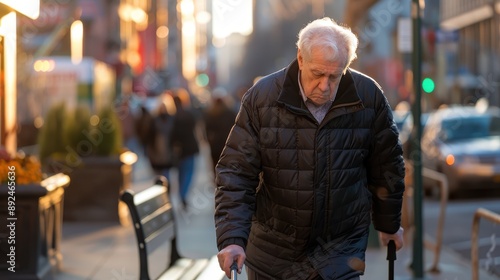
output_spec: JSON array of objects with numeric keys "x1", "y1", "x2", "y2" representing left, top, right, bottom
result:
[
  {"x1": 171, "y1": 88, "x2": 200, "y2": 209},
  {"x1": 146, "y1": 94, "x2": 177, "y2": 182},
  {"x1": 117, "y1": 97, "x2": 136, "y2": 150},
  {"x1": 135, "y1": 104, "x2": 153, "y2": 154},
  {"x1": 203, "y1": 88, "x2": 237, "y2": 177},
  {"x1": 215, "y1": 17, "x2": 405, "y2": 279}
]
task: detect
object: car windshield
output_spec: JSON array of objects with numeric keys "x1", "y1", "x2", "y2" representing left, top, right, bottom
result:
[
  {"x1": 393, "y1": 111, "x2": 409, "y2": 131},
  {"x1": 439, "y1": 114, "x2": 500, "y2": 142}
]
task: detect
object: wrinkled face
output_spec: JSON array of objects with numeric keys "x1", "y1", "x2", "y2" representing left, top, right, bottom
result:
[{"x1": 297, "y1": 46, "x2": 346, "y2": 106}]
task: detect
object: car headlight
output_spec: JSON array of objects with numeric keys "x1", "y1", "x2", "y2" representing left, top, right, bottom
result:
[
  {"x1": 445, "y1": 154, "x2": 455, "y2": 166},
  {"x1": 444, "y1": 154, "x2": 468, "y2": 166}
]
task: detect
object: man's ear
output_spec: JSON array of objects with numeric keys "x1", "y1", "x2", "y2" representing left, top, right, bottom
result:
[{"x1": 297, "y1": 49, "x2": 303, "y2": 69}]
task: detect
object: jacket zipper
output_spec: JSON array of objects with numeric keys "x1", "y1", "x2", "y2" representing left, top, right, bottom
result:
[
  {"x1": 283, "y1": 100, "x2": 365, "y2": 248},
  {"x1": 317, "y1": 101, "x2": 365, "y2": 245}
]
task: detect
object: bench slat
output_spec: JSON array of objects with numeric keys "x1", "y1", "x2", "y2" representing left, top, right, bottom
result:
[
  {"x1": 157, "y1": 258, "x2": 194, "y2": 280},
  {"x1": 195, "y1": 255, "x2": 227, "y2": 280},
  {"x1": 145, "y1": 221, "x2": 174, "y2": 257},
  {"x1": 137, "y1": 190, "x2": 170, "y2": 218},
  {"x1": 134, "y1": 185, "x2": 167, "y2": 206},
  {"x1": 179, "y1": 258, "x2": 210, "y2": 280},
  {"x1": 142, "y1": 205, "x2": 174, "y2": 241}
]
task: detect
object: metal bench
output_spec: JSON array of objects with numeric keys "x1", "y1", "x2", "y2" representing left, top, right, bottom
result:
[{"x1": 120, "y1": 176, "x2": 225, "y2": 280}]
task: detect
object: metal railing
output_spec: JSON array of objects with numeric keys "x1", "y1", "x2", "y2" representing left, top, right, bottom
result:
[
  {"x1": 421, "y1": 167, "x2": 448, "y2": 273},
  {"x1": 404, "y1": 161, "x2": 449, "y2": 273},
  {"x1": 471, "y1": 208, "x2": 500, "y2": 280}
]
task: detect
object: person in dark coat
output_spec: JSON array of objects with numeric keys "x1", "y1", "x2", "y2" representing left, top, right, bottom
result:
[
  {"x1": 146, "y1": 94, "x2": 177, "y2": 181},
  {"x1": 203, "y1": 91, "x2": 237, "y2": 176},
  {"x1": 215, "y1": 17, "x2": 405, "y2": 280},
  {"x1": 171, "y1": 88, "x2": 200, "y2": 209},
  {"x1": 135, "y1": 105, "x2": 153, "y2": 154}
]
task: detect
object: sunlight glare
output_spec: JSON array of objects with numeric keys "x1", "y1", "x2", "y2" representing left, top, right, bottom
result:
[{"x1": 212, "y1": 0, "x2": 253, "y2": 39}]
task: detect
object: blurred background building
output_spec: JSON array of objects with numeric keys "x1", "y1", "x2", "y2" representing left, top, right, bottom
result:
[
  {"x1": 1, "y1": 0, "x2": 499, "y2": 153},
  {"x1": 0, "y1": 0, "x2": 40, "y2": 153},
  {"x1": 440, "y1": 0, "x2": 500, "y2": 106}
]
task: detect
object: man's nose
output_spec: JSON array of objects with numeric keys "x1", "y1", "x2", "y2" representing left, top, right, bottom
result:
[{"x1": 318, "y1": 77, "x2": 330, "y2": 91}]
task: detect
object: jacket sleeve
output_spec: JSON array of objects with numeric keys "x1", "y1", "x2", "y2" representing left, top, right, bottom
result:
[
  {"x1": 214, "y1": 90, "x2": 262, "y2": 251},
  {"x1": 366, "y1": 89, "x2": 406, "y2": 234}
]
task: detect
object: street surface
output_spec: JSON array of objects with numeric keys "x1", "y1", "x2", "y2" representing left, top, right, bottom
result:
[{"x1": 423, "y1": 195, "x2": 500, "y2": 278}]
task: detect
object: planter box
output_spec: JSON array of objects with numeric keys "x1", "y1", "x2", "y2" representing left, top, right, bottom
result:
[
  {"x1": 46, "y1": 151, "x2": 137, "y2": 225},
  {"x1": 0, "y1": 173, "x2": 70, "y2": 280}
]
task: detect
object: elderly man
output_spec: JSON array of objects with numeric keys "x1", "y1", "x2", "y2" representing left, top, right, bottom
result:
[{"x1": 215, "y1": 17, "x2": 405, "y2": 280}]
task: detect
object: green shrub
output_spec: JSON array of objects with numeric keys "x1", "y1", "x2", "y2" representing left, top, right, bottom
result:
[
  {"x1": 37, "y1": 102, "x2": 66, "y2": 162},
  {"x1": 94, "y1": 106, "x2": 123, "y2": 156},
  {"x1": 38, "y1": 103, "x2": 123, "y2": 163},
  {"x1": 63, "y1": 105, "x2": 92, "y2": 156}
]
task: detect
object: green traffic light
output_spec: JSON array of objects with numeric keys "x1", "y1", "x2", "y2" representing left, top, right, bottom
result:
[
  {"x1": 195, "y1": 73, "x2": 210, "y2": 87},
  {"x1": 422, "y1": 77, "x2": 435, "y2": 93}
]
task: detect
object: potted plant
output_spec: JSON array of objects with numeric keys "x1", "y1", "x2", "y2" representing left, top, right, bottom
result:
[
  {"x1": 38, "y1": 103, "x2": 137, "y2": 225},
  {"x1": 0, "y1": 148, "x2": 70, "y2": 279}
]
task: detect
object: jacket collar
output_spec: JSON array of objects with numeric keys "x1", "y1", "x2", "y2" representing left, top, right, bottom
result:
[{"x1": 277, "y1": 59, "x2": 362, "y2": 109}]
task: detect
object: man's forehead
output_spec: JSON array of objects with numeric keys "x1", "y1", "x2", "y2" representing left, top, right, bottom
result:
[
  {"x1": 308, "y1": 62, "x2": 344, "y2": 74},
  {"x1": 304, "y1": 49, "x2": 346, "y2": 70}
]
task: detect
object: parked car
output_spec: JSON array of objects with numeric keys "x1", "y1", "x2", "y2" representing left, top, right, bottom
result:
[
  {"x1": 421, "y1": 105, "x2": 500, "y2": 196},
  {"x1": 392, "y1": 108, "x2": 430, "y2": 159},
  {"x1": 393, "y1": 107, "x2": 412, "y2": 144}
]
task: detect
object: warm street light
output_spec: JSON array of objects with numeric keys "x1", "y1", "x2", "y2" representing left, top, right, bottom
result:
[
  {"x1": 0, "y1": 0, "x2": 39, "y2": 153},
  {"x1": 70, "y1": 20, "x2": 83, "y2": 64},
  {"x1": 156, "y1": 26, "x2": 169, "y2": 39},
  {"x1": 118, "y1": 3, "x2": 148, "y2": 31},
  {"x1": 33, "y1": 59, "x2": 55, "y2": 72},
  {"x1": 0, "y1": 12, "x2": 17, "y2": 153},
  {"x1": 180, "y1": 0, "x2": 196, "y2": 80}
]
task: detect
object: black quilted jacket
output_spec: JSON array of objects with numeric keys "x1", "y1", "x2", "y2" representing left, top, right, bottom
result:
[{"x1": 214, "y1": 59, "x2": 405, "y2": 280}]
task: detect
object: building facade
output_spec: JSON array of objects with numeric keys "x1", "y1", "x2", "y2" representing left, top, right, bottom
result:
[
  {"x1": 0, "y1": 0, "x2": 40, "y2": 153},
  {"x1": 440, "y1": 0, "x2": 500, "y2": 106}
]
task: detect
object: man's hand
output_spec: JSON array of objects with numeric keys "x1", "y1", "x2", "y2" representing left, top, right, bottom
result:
[
  {"x1": 217, "y1": 244, "x2": 246, "y2": 278},
  {"x1": 378, "y1": 227, "x2": 404, "y2": 251}
]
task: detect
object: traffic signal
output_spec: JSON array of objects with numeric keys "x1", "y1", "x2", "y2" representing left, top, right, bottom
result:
[
  {"x1": 195, "y1": 73, "x2": 210, "y2": 87},
  {"x1": 422, "y1": 77, "x2": 435, "y2": 94}
]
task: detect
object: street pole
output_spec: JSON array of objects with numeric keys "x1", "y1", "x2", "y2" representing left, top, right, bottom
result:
[{"x1": 411, "y1": 0, "x2": 424, "y2": 278}]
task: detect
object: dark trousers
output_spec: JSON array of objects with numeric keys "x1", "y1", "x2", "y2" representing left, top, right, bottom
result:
[
  {"x1": 245, "y1": 267, "x2": 360, "y2": 280},
  {"x1": 246, "y1": 267, "x2": 321, "y2": 280}
]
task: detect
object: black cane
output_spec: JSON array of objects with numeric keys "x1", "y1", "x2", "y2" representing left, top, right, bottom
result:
[
  {"x1": 387, "y1": 240, "x2": 397, "y2": 280},
  {"x1": 230, "y1": 262, "x2": 238, "y2": 280}
]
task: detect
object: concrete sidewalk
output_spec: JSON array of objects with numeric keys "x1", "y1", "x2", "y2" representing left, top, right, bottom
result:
[{"x1": 53, "y1": 143, "x2": 499, "y2": 280}]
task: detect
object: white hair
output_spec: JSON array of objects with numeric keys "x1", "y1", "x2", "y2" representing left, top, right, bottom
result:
[{"x1": 296, "y1": 17, "x2": 358, "y2": 70}]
